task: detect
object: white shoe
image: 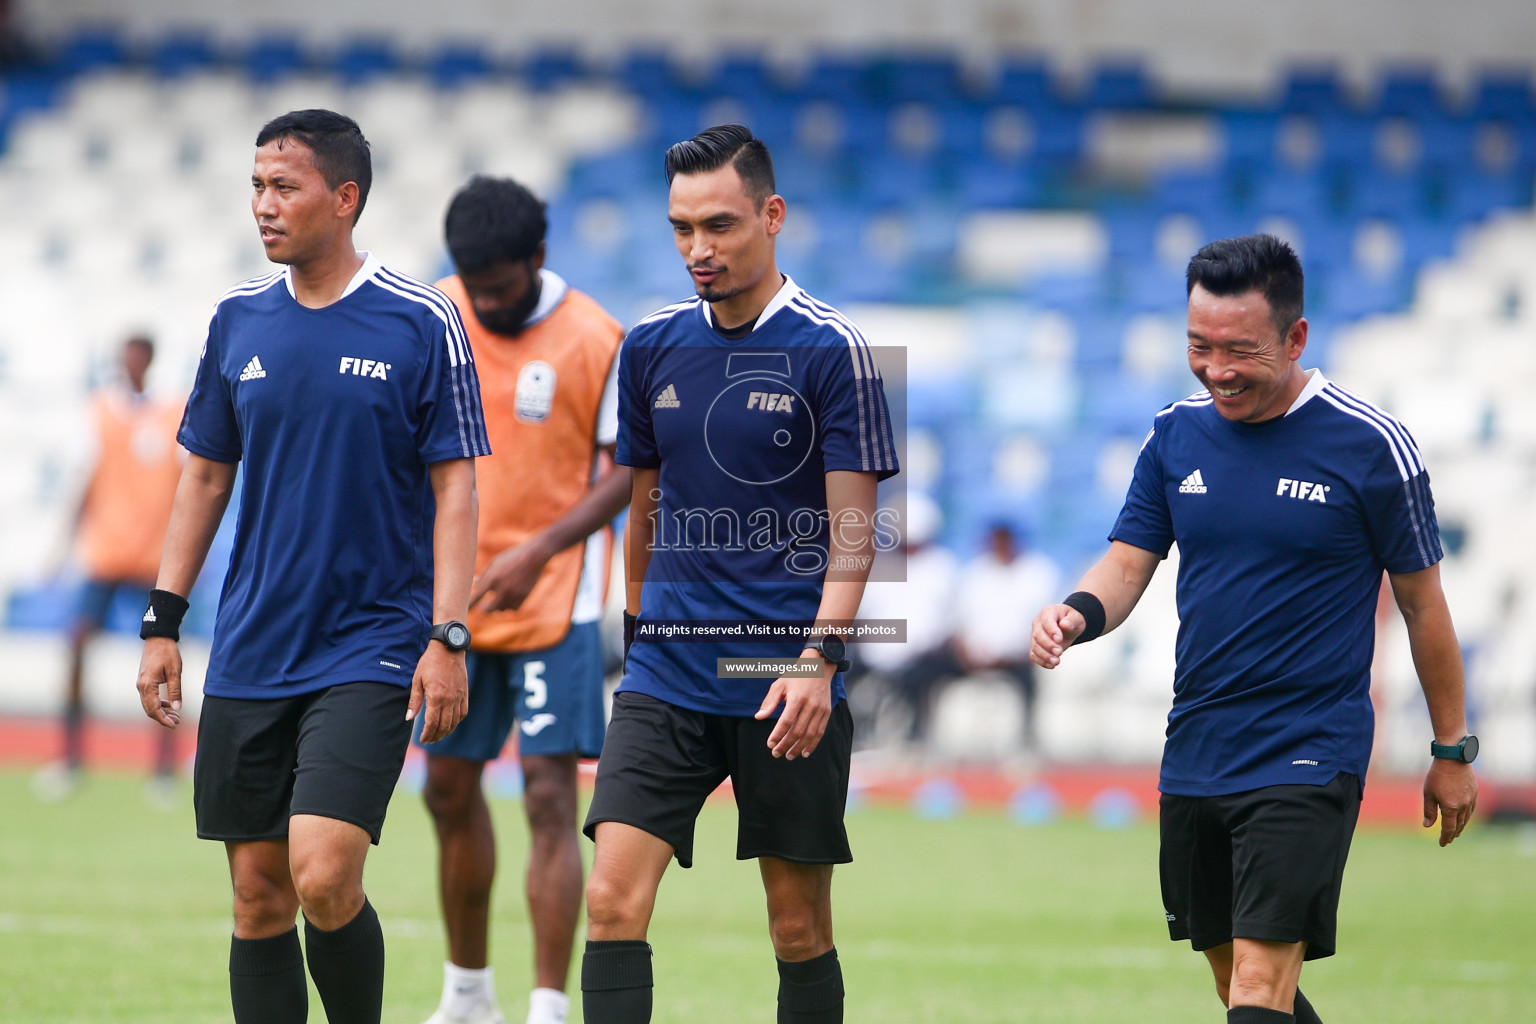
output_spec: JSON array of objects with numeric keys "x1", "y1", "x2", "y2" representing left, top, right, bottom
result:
[
  {"x1": 422, "y1": 1003, "x2": 508, "y2": 1024},
  {"x1": 527, "y1": 988, "x2": 570, "y2": 1024},
  {"x1": 31, "y1": 761, "x2": 82, "y2": 803}
]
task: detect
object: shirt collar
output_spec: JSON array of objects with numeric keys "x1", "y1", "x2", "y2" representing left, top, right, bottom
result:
[
  {"x1": 1285, "y1": 367, "x2": 1328, "y2": 415},
  {"x1": 283, "y1": 251, "x2": 380, "y2": 301},
  {"x1": 699, "y1": 274, "x2": 802, "y2": 334},
  {"x1": 521, "y1": 268, "x2": 570, "y2": 330}
]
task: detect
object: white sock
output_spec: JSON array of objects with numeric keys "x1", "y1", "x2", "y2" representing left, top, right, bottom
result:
[
  {"x1": 526, "y1": 987, "x2": 569, "y2": 1024},
  {"x1": 441, "y1": 962, "x2": 497, "y2": 1018}
]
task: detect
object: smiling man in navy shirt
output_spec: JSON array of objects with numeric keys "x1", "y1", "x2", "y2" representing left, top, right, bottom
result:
[
  {"x1": 1032, "y1": 235, "x2": 1477, "y2": 1024},
  {"x1": 133, "y1": 109, "x2": 488, "y2": 1024}
]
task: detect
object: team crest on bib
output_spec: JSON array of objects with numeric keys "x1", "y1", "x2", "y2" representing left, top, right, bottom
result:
[{"x1": 515, "y1": 360, "x2": 556, "y2": 423}]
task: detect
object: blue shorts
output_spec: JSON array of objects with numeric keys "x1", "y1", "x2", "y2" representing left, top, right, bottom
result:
[{"x1": 417, "y1": 621, "x2": 606, "y2": 762}]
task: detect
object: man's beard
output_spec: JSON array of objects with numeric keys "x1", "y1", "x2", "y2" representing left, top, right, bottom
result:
[{"x1": 472, "y1": 276, "x2": 542, "y2": 336}]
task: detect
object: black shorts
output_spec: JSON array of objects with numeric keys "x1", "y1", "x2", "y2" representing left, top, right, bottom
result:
[
  {"x1": 583, "y1": 691, "x2": 854, "y2": 869},
  {"x1": 1160, "y1": 772, "x2": 1362, "y2": 960},
  {"x1": 194, "y1": 681, "x2": 412, "y2": 845}
]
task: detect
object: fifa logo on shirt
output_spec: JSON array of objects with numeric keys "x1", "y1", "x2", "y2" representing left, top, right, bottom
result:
[
  {"x1": 746, "y1": 391, "x2": 797, "y2": 414},
  {"x1": 1277, "y1": 477, "x2": 1330, "y2": 503},
  {"x1": 338, "y1": 356, "x2": 392, "y2": 380}
]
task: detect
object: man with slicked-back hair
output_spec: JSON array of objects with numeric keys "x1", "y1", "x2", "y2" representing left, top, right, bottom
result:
[{"x1": 578, "y1": 124, "x2": 898, "y2": 1024}]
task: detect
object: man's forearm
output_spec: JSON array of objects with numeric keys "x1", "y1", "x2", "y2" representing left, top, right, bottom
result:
[
  {"x1": 808, "y1": 471, "x2": 879, "y2": 635},
  {"x1": 430, "y1": 459, "x2": 479, "y2": 622},
  {"x1": 155, "y1": 455, "x2": 238, "y2": 597},
  {"x1": 625, "y1": 468, "x2": 659, "y2": 615},
  {"x1": 1068, "y1": 541, "x2": 1161, "y2": 636},
  {"x1": 531, "y1": 457, "x2": 632, "y2": 558},
  {"x1": 1400, "y1": 597, "x2": 1468, "y2": 742}
]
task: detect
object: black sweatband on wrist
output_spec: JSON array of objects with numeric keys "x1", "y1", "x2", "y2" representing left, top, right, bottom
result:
[
  {"x1": 139, "y1": 588, "x2": 189, "y2": 641},
  {"x1": 623, "y1": 612, "x2": 637, "y2": 665},
  {"x1": 1062, "y1": 591, "x2": 1106, "y2": 645}
]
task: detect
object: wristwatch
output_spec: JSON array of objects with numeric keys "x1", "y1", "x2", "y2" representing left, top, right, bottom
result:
[
  {"x1": 1430, "y1": 735, "x2": 1479, "y2": 764},
  {"x1": 803, "y1": 632, "x2": 851, "y2": 672},
  {"x1": 429, "y1": 620, "x2": 472, "y2": 653}
]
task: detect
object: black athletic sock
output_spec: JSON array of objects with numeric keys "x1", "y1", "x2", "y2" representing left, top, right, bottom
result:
[
  {"x1": 304, "y1": 898, "x2": 385, "y2": 1024},
  {"x1": 1292, "y1": 989, "x2": 1323, "y2": 1024},
  {"x1": 777, "y1": 947, "x2": 844, "y2": 1024},
  {"x1": 581, "y1": 939, "x2": 653, "y2": 1024},
  {"x1": 1228, "y1": 1007, "x2": 1295, "y2": 1023},
  {"x1": 229, "y1": 927, "x2": 307, "y2": 1024}
]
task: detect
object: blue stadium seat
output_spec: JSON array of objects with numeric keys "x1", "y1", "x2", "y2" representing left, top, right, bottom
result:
[
  {"x1": 801, "y1": 53, "x2": 876, "y2": 103},
  {"x1": 956, "y1": 155, "x2": 1043, "y2": 209},
  {"x1": 1150, "y1": 168, "x2": 1236, "y2": 220},
  {"x1": 1314, "y1": 113, "x2": 1376, "y2": 165},
  {"x1": 1317, "y1": 266, "x2": 1411, "y2": 321},
  {"x1": 1416, "y1": 116, "x2": 1477, "y2": 168},
  {"x1": 1469, "y1": 70, "x2": 1536, "y2": 120},
  {"x1": 1081, "y1": 61, "x2": 1153, "y2": 110},
  {"x1": 56, "y1": 26, "x2": 129, "y2": 75},
  {"x1": 243, "y1": 35, "x2": 308, "y2": 83},
  {"x1": 149, "y1": 32, "x2": 218, "y2": 78},
  {"x1": 876, "y1": 52, "x2": 966, "y2": 104},
  {"x1": 931, "y1": 101, "x2": 989, "y2": 155},
  {"x1": 773, "y1": 148, "x2": 846, "y2": 203},
  {"x1": 1221, "y1": 111, "x2": 1281, "y2": 164},
  {"x1": 1030, "y1": 105, "x2": 1086, "y2": 163},
  {"x1": 332, "y1": 38, "x2": 402, "y2": 85},
  {"x1": 1280, "y1": 66, "x2": 1352, "y2": 114},
  {"x1": 1445, "y1": 169, "x2": 1531, "y2": 223},
  {"x1": 706, "y1": 52, "x2": 779, "y2": 97},
  {"x1": 992, "y1": 55, "x2": 1056, "y2": 107},
  {"x1": 428, "y1": 44, "x2": 496, "y2": 88},
  {"x1": 1342, "y1": 167, "x2": 1429, "y2": 220},
  {"x1": 854, "y1": 151, "x2": 951, "y2": 206},
  {"x1": 1374, "y1": 66, "x2": 1447, "y2": 117},
  {"x1": 1249, "y1": 168, "x2": 1334, "y2": 218},
  {"x1": 616, "y1": 50, "x2": 684, "y2": 99},
  {"x1": 521, "y1": 47, "x2": 586, "y2": 91}
]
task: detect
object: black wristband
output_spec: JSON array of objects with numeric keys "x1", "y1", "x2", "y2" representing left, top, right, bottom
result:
[
  {"x1": 140, "y1": 589, "x2": 189, "y2": 641},
  {"x1": 623, "y1": 612, "x2": 637, "y2": 667},
  {"x1": 1061, "y1": 591, "x2": 1106, "y2": 645}
]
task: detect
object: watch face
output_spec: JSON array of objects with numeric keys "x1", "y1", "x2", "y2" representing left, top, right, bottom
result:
[
  {"x1": 1462, "y1": 735, "x2": 1479, "y2": 763},
  {"x1": 446, "y1": 623, "x2": 470, "y2": 649},
  {"x1": 822, "y1": 635, "x2": 846, "y2": 662}
]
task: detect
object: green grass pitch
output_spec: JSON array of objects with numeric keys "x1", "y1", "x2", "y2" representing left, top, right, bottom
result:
[{"x1": 2, "y1": 770, "x2": 1533, "y2": 1022}]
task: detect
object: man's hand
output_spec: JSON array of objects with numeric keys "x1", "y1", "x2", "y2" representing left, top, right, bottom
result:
[
  {"x1": 1030, "y1": 604, "x2": 1087, "y2": 669},
  {"x1": 755, "y1": 655, "x2": 835, "y2": 760},
  {"x1": 135, "y1": 637, "x2": 183, "y2": 729},
  {"x1": 1423, "y1": 758, "x2": 1478, "y2": 847},
  {"x1": 407, "y1": 641, "x2": 469, "y2": 744},
  {"x1": 470, "y1": 536, "x2": 555, "y2": 614}
]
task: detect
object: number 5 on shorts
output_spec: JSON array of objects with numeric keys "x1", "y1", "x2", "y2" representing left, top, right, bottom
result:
[{"x1": 523, "y1": 661, "x2": 547, "y2": 710}]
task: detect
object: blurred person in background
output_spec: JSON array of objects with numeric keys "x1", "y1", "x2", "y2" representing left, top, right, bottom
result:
[
  {"x1": 33, "y1": 334, "x2": 183, "y2": 804},
  {"x1": 134, "y1": 109, "x2": 487, "y2": 1024},
  {"x1": 953, "y1": 522, "x2": 1061, "y2": 752},
  {"x1": 848, "y1": 491, "x2": 960, "y2": 747},
  {"x1": 416, "y1": 175, "x2": 629, "y2": 1024},
  {"x1": 1032, "y1": 234, "x2": 1476, "y2": 1024}
]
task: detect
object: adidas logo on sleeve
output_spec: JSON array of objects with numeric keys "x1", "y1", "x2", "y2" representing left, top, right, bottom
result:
[
  {"x1": 654, "y1": 383, "x2": 680, "y2": 409},
  {"x1": 1178, "y1": 469, "x2": 1208, "y2": 494},
  {"x1": 239, "y1": 355, "x2": 267, "y2": 381}
]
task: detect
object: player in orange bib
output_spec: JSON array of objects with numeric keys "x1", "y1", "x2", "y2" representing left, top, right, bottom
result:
[
  {"x1": 417, "y1": 176, "x2": 630, "y2": 1024},
  {"x1": 36, "y1": 335, "x2": 184, "y2": 803}
]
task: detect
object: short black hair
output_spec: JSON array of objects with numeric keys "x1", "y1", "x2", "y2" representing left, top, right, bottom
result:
[
  {"x1": 1186, "y1": 234, "x2": 1305, "y2": 333},
  {"x1": 124, "y1": 333, "x2": 154, "y2": 356},
  {"x1": 664, "y1": 124, "x2": 776, "y2": 210},
  {"x1": 255, "y1": 109, "x2": 372, "y2": 223},
  {"x1": 444, "y1": 175, "x2": 549, "y2": 273}
]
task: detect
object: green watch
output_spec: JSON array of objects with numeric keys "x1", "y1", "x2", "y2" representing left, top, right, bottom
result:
[{"x1": 1430, "y1": 735, "x2": 1478, "y2": 764}]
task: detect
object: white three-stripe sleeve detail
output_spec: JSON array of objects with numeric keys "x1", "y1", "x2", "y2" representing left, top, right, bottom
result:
[
  {"x1": 370, "y1": 272, "x2": 485, "y2": 457},
  {"x1": 1322, "y1": 384, "x2": 1425, "y2": 474},
  {"x1": 786, "y1": 298, "x2": 880, "y2": 471}
]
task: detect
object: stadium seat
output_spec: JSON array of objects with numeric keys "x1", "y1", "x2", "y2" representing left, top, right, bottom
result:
[
  {"x1": 1279, "y1": 66, "x2": 1353, "y2": 114},
  {"x1": 1468, "y1": 69, "x2": 1536, "y2": 121},
  {"x1": 427, "y1": 43, "x2": 497, "y2": 89},
  {"x1": 1080, "y1": 61, "x2": 1154, "y2": 110},
  {"x1": 991, "y1": 55, "x2": 1056, "y2": 107},
  {"x1": 1374, "y1": 65, "x2": 1447, "y2": 117},
  {"x1": 55, "y1": 27, "x2": 129, "y2": 76},
  {"x1": 148, "y1": 32, "x2": 218, "y2": 79},
  {"x1": 243, "y1": 35, "x2": 309, "y2": 83}
]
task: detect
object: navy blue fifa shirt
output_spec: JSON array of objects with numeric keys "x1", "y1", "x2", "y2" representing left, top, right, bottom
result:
[
  {"x1": 179, "y1": 254, "x2": 491, "y2": 699},
  {"x1": 617, "y1": 277, "x2": 899, "y2": 716},
  {"x1": 1110, "y1": 370, "x2": 1442, "y2": 796}
]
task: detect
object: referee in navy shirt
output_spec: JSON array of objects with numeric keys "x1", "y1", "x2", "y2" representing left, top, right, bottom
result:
[
  {"x1": 578, "y1": 125, "x2": 897, "y2": 1024},
  {"x1": 1032, "y1": 235, "x2": 1476, "y2": 1024},
  {"x1": 134, "y1": 110, "x2": 488, "y2": 1024}
]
